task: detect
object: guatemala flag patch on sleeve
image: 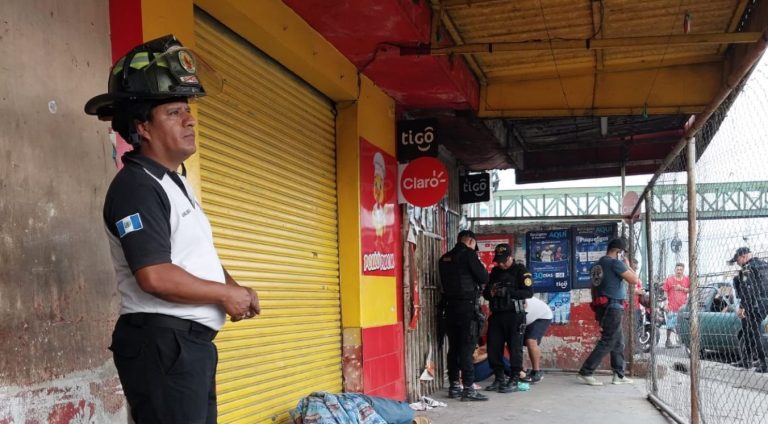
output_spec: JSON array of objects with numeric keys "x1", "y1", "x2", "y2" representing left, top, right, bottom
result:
[{"x1": 116, "y1": 213, "x2": 144, "y2": 238}]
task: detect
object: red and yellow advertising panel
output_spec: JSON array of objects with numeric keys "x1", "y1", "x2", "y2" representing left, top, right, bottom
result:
[
  {"x1": 360, "y1": 137, "x2": 397, "y2": 276},
  {"x1": 476, "y1": 234, "x2": 515, "y2": 273}
]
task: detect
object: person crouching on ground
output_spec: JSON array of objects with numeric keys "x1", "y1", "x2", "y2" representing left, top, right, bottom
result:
[{"x1": 520, "y1": 296, "x2": 552, "y2": 383}]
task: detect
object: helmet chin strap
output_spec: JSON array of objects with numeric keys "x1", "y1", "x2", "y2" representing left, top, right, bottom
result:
[{"x1": 127, "y1": 124, "x2": 142, "y2": 150}]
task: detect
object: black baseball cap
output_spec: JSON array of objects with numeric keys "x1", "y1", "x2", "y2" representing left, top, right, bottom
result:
[
  {"x1": 457, "y1": 230, "x2": 476, "y2": 242},
  {"x1": 728, "y1": 247, "x2": 751, "y2": 265},
  {"x1": 493, "y1": 243, "x2": 512, "y2": 263},
  {"x1": 607, "y1": 238, "x2": 626, "y2": 252}
]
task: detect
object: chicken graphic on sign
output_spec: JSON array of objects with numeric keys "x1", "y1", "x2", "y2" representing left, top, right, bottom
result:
[
  {"x1": 360, "y1": 138, "x2": 396, "y2": 276},
  {"x1": 372, "y1": 152, "x2": 386, "y2": 238}
]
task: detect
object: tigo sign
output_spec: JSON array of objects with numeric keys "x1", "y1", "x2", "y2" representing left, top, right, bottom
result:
[
  {"x1": 399, "y1": 157, "x2": 448, "y2": 207},
  {"x1": 459, "y1": 172, "x2": 490, "y2": 204},
  {"x1": 397, "y1": 119, "x2": 438, "y2": 162}
]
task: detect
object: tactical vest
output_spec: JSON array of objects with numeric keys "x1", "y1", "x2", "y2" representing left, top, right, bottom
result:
[
  {"x1": 488, "y1": 269, "x2": 524, "y2": 313},
  {"x1": 439, "y1": 246, "x2": 479, "y2": 300}
]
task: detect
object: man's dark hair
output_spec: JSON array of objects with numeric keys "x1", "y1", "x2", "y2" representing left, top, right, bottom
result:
[
  {"x1": 607, "y1": 238, "x2": 626, "y2": 252},
  {"x1": 111, "y1": 100, "x2": 156, "y2": 149},
  {"x1": 675, "y1": 262, "x2": 685, "y2": 268}
]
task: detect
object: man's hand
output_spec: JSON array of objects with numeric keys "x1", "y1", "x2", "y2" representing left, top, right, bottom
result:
[
  {"x1": 222, "y1": 267, "x2": 261, "y2": 321},
  {"x1": 224, "y1": 285, "x2": 256, "y2": 322},
  {"x1": 248, "y1": 289, "x2": 261, "y2": 316}
]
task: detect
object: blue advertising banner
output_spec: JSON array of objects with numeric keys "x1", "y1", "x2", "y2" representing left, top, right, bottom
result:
[
  {"x1": 548, "y1": 292, "x2": 571, "y2": 325},
  {"x1": 572, "y1": 224, "x2": 617, "y2": 289},
  {"x1": 526, "y1": 229, "x2": 571, "y2": 292}
]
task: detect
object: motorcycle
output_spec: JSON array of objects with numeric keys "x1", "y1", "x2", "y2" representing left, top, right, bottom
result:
[{"x1": 637, "y1": 283, "x2": 667, "y2": 353}]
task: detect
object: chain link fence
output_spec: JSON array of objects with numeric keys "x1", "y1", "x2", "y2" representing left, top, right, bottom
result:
[{"x1": 632, "y1": 53, "x2": 768, "y2": 423}]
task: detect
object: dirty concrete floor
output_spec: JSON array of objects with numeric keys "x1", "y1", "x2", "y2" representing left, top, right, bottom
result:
[{"x1": 415, "y1": 371, "x2": 675, "y2": 424}]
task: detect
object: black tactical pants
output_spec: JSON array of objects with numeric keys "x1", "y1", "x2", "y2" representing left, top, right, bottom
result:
[
  {"x1": 487, "y1": 310, "x2": 525, "y2": 379},
  {"x1": 742, "y1": 307, "x2": 768, "y2": 366},
  {"x1": 445, "y1": 300, "x2": 478, "y2": 388}
]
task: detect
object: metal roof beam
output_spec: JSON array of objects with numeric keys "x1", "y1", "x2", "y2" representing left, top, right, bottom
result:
[
  {"x1": 401, "y1": 32, "x2": 763, "y2": 55},
  {"x1": 479, "y1": 62, "x2": 721, "y2": 117}
]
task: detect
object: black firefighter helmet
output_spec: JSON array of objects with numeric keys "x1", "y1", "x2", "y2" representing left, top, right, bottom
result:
[{"x1": 84, "y1": 34, "x2": 218, "y2": 120}]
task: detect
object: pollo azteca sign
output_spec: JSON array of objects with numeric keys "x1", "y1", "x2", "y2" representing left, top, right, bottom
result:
[{"x1": 360, "y1": 138, "x2": 397, "y2": 276}]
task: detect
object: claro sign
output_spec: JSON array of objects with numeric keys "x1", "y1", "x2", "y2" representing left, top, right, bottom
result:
[
  {"x1": 399, "y1": 157, "x2": 448, "y2": 207},
  {"x1": 397, "y1": 118, "x2": 438, "y2": 162}
]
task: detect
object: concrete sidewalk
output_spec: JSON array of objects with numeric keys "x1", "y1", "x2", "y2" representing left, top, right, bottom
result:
[{"x1": 416, "y1": 371, "x2": 675, "y2": 424}]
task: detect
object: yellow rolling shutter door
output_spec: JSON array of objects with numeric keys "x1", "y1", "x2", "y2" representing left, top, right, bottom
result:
[{"x1": 195, "y1": 12, "x2": 342, "y2": 423}]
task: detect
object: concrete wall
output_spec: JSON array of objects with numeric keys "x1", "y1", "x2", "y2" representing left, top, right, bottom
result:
[{"x1": 0, "y1": 0, "x2": 127, "y2": 421}]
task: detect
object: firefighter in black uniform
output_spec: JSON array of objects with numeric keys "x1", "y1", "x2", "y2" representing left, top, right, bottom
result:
[
  {"x1": 483, "y1": 243, "x2": 533, "y2": 392},
  {"x1": 438, "y1": 230, "x2": 489, "y2": 401},
  {"x1": 731, "y1": 247, "x2": 768, "y2": 372}
]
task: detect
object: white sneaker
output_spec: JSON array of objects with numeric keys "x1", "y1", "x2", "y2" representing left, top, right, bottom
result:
[
  {"x1": 612, "y1": 375, "x2": 634, "y2": 385},
  {"x1": 578, "y1": 375, "x2": 603, "y2": 386}
]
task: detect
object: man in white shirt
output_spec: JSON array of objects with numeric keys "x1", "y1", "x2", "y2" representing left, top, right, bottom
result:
[{"x1": 521, "y1": 296, "x2": 553, "y2": 383}]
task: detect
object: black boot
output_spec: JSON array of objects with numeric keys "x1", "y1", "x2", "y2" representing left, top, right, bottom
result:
[
  {"x1": 460, "y1": 388, "x2": 489, "y2": 402},
  {"x1": 448, "y1": 383, "x2": 463, "y2": 398},
  {"x1": 500, "y1": 377, "x2": 520, "y2": 393},
  {"x1": 485, "y1": 378, "x2": 504, "y2": 391},
  {"x1": 755, "y1": 363, "x2": 768, "y2": 373}
]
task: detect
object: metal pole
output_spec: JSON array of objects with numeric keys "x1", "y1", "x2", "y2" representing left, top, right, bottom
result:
[
  {"x1": 648, "y1": 394, "x2": 690, "y2": 424},
  {"x1": 645, "y1": 190, "x2": 658, "y2": 395},
  {"x1": 621, "y1": 164, "x2": 627, "y2": 238},
  {"x1": 627, "y1": 219, "x2": 636, "y2": 375},
  {"x1": 467, "y1": 214, "x2": 625, "y2": 222},
  {"x1": 687, "y1": 138, "x2": 701, "y2": 424}
]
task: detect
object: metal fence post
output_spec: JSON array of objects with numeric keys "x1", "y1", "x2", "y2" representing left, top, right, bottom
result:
[
  {"x1": 645, "y1": 190, "x2": 657, "y2": 395},
  {"x1": 687, "y1": 137, "x2": 701, "y2": 424},
  {"x1": 627, "y1": 220, "x2": 636, "y2": 373}
]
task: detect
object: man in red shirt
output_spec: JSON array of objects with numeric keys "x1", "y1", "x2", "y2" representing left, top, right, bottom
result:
[{"x1": 662, "y1": 263, "x2": 690, "y2": 348}]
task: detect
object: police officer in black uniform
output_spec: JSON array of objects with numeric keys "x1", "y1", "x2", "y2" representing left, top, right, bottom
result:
[
  {"x1": 731, "y1": 247, "x2": 768, "y2": 372},
  {"x1": 438, "y1": 230, "x2": 489, "y2": 401},
  {"x1": 483, "y1": 243, "x2": 533, "y2": 392}
]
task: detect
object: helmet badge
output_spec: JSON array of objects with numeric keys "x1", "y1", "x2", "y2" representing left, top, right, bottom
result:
[{"x1": 178, "y1": 50, "x2": 197, "y2": 73}]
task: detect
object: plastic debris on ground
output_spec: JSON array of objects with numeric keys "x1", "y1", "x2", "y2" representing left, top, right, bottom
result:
[{"x1": 409, "y1": 396, "x2": 447, "y2": 411}]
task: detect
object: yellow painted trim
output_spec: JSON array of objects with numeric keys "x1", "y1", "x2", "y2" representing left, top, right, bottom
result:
[
  {"x1": 140, "y1": 0, "x2": 202, "y2": 200},
  {"x1": 336, "y1": 78, "x2": 396, "y2": 328},
  {"x1": 360, "y1": 276, "x2": 398, "y2": 327},
  {"x1": 358, "y1": 78, "x2": 396, "y2": 157},
  {"x1": 194, "y1": 0, "x2": 358, "y2": 102},
  {"x1": 337, "y1": 104, "x2": 362, "y2": 328},
  {"x1": 480, "y1": 62, "x2": 722, "y2": 117}
]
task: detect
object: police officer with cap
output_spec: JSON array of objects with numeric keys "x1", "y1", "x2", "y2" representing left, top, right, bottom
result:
[
  {"x1": 482, "y1": 243, "x2": 533, "y2": 393},
  {"x1": 85, "y1": 35, "x2": 259, "y2": 423},
  {"x1": 730, "y1": 247, "x2": 768, "y2": 372},
  {"x1": 439, "y1": 230, "x2": 489, "y2": 401}
]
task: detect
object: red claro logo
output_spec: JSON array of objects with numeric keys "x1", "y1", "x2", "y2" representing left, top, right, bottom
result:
[{"x1": 400, "y1": 157, "x2": 448, "y2": 207}]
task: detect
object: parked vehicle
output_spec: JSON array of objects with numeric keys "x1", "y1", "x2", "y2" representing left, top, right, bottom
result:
[{"x1": 676, "y1": 281, "x2": 768, "y2": 358}]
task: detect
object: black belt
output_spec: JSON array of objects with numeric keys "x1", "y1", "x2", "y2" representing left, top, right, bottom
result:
[{"x1": 120, "y1": 313, "x2": 218, "y2": 342}]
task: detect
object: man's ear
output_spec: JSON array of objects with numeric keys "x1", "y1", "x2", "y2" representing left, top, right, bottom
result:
[{"x1": 135, "y1": 120, "x2": 150, "y2": 141}]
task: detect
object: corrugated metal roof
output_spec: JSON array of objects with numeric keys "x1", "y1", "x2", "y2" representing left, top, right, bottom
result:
[{"x1": 444, "y1": 0, "x2": 743, "y2": 82}]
